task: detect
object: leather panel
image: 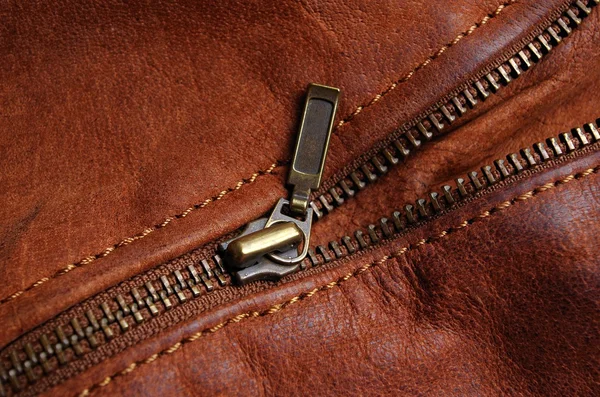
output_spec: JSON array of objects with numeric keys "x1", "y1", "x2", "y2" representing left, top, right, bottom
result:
[
  {"x1": 0, "y1": 0, "x2": 501, "y2": 302},
  {"x1": 49, "y1": 146, "x2": 600, "y2": 396}
]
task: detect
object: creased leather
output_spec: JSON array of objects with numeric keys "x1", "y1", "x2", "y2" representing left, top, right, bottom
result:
[
  {"x1": 0, "y1": 0, "x2": 598, "y2": 396},
  {"x1": 0, "y1": 0, "x2": 560, "y2": 344},
  {"x1": 314, "y1": 7, "x2": 600, "y2": 244},
  {"x1": 0, "y1": 0, "x2": 576, "y2": 336},
  {"x1": 0, "y1": 0, "x2": 502, "y2": 303},
  {"x1": 50, "y1": 142, "x2": 600, "y2": 397}
]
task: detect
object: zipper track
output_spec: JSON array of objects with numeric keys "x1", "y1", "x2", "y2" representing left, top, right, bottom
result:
[
  {"x1": 304, "y1": 123, "x2": 600, "y2": 267},
  {"x1": 1, "y1": 1, "x2": 597, "y2": 395},
  {"x1": 310, "y1": 0, "x2": 599, "y2": 219},
  {"x1": 3, "y1": 129, "x2": 599, "y2": 397}
]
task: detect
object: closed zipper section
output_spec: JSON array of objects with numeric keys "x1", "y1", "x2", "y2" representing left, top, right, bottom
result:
[
  {"x1": 5, "y1": 123, "x2": 599, "y2": 397},
  {"x1": 310, "y1": 0, "x2": 598, "y2": 219},
  {"x1": 1, "y1": 1, "x2": 598, "y2": 395}
]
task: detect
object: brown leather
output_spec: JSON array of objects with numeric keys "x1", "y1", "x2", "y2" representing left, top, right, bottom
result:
[
  {"x1": 0, "y1": 0, "x2": 580, "y2": 339},
  {"x1": 0, "y1": 0, "x2": 505, "y2": 303},
  {"x1": 1, "y1": 0, "x2": 599, "y2": 396},
  {"x1": 51, "y1": 141, "x2": 600, "y2": 397},
  {"x1": 315, "y1": 5, "x2": 600, "y2": 244}
]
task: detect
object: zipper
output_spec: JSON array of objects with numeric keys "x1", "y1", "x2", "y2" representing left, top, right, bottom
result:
[
  {"x1": 5, "y1": 124, "x2": 598, "y2": 397},
  {"x1": 222, "y1": 0, "x2": 600, "y2": 284},
  {"x1": 219, "y1": 83, "x2": 340, "y2": 284},
  {"x1": 1, "y1": 1, "x2": 598, "y2": 395},
  {"x1": 310, "y1": 0, "x2": 598, "y2": 218}
]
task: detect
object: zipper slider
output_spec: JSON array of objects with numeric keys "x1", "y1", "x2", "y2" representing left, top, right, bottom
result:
[{"x1": 219, "y1": 84, "x2": 340, "y2": 284}]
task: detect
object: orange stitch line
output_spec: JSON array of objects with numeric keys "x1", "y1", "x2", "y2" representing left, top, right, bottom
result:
[
  {"x1": 77, "y1": 165, "x2": 599, "y2": 397},
  {"x1": 336, "y1": 0, "x2": 517, "y2": 129},
  {"x1": 0, "y1": 162, "x2": 281, "y2": 306},
  {"x1": 2, "y1": 1, "x2": 518, "y2": 308}
]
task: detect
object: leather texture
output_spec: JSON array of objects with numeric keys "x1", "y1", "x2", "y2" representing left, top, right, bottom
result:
[
  {"x1": 0, "y1": 0, "x2": 582, "y2": 341},
  {"x1": 0, "y1": 0, "x2": 503, "y2": 303},
  {"x1": 0, "y1": 0, "x2": 598, "y2": 396},
  {"x1": 64, "y1": 144, "x2": 600, "y2": 397}
]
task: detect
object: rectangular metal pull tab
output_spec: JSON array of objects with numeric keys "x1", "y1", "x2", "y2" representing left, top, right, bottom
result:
[{"x1": 288, "y1": 84, "x2": 340, "y2": 215}]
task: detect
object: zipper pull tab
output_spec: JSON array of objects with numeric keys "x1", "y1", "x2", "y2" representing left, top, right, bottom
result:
[
  {"x1": 219, "y1": 84, "x2": 340, "y2": 284},
  {"x1": 288, "y1": 84, "x2": 340, "y2": 215}
]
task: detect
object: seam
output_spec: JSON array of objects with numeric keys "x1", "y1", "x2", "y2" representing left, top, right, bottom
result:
[
  {"x1": 336, "y1": 0, "x2": 517, "y2": 128},
  {"x1": 77, "y1": 165, "x2": 599, "y2": 397},
  {"x1": 2, "y1": 1, "x2": 516, "y2": 307},
  {"x1": 0, "y1": 163, "x2": 281, "y2": 305}
]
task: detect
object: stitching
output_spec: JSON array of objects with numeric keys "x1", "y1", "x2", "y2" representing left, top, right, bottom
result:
[
  {"x1": 77, "y1": 165, "x2": 599, "y2": 397},
  {"x1": 336, "y1": 0, "x2": 517, "y2": 128},
  {"x1": 0, "y1": 163, "x2": 280, "y2": 305},
  {"x1": 2, "y1": 1, "x2": 516, "y2": 307}
]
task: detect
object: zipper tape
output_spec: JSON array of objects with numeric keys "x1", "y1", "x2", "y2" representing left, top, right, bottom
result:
[
  {"x1": 1, "y1": 0, "x2": 598, "y2": 394},
  {"x1": 77, "y1": 162, "x2": 600, "y2": 397}
]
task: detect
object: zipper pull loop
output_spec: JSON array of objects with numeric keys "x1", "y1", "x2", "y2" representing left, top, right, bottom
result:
[
  {"x1": 288, "y1": 84, "x2": 340, "y2": 215},
  {"x1": 219, "y1": 84, "x2": 339, "y2": 284},
  {"x1": 263, "y1": 198, "x2": 313, "y2": 265}
]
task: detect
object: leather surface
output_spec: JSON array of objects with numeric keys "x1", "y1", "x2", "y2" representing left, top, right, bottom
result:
[
  {"x1": 51, "y1": 138, "x2": 600, "y2": 397},
  {"x1": 0, "y1": 0, "x2": 502, "y2": 303},
  {"x1": 0, "y1": 0, "x2": 575, "y2": 342},
  {"x1": 314, "y1": 5, "x2": 600, "y2": 244},
  {"x1": 1, "y1": 0, "x2": 599, "y2": 396}
]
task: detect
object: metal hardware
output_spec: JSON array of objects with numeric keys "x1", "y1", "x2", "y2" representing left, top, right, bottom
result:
[
  {"x1": 220, "y1": 84, "x2": 337, "y2": 283},
  {"x1": 3, "y1": 1, "x2": 600, "y2": 389},
  {"x1": 219, "y1": 198, "x2": 314, "y2": 284},
  {"x1": 288, "y1": 84, "x2": 340, "y2": 215},
  {"x1": 222, "y1": 221, "x2": 303, "y2": 269},
  {"x1": 264, "y1": 198, "x2": 313, "y2": 265}
]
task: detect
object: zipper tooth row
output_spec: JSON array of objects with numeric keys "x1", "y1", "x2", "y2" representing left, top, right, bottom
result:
[
  {"x1": 0, "y1": 255, "x2": 230, "y2": 395},
  {"x1": 304, "y1": 120, "x2": 600, "y2": 267},
  {"x1": 1, "y1": 2, "x2": 598, "y2": 396},
  {"x1": 310, "y1": 0, "x2": 596, "y2": 220}
]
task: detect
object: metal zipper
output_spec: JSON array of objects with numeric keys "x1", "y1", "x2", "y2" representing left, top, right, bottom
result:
[
  {"x1": 304, "y1": 124, "x2": 600, "y2": 268},
  {"x1": 219, "y1": 84, "x2": 340, "y2": 283},
  {"x1": 223, "y1": 0, "x2": 599, "y2": 283},
  {"x1": 309, "y1": 0, "x2": 599, "y2": 220},
  {"x1": 1, "y1": 1, "x2": 597, "y2": 395},
  {"x1": 4, "y1": 121, "x2": 598, "y2": 397}
]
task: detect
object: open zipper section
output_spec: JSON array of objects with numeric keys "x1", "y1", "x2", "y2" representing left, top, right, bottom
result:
[
  {"x1": 310, "y1": 0, "x2": 599, "y2": 218},
  {"x1": 6, "y1": 123, "x2": 598, "y2": 397},
  {"x1": 1, "y1": 1, "x2": 598, "y2": 395}
]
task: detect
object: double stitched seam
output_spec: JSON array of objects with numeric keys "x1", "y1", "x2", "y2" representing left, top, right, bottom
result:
[
  {"x1": 337, "y1": 0, "x2": 517, "y2": 128},
  {"x1": 77, "y1": 165, "x2": 599, "y2": 397},
  {"x1": 0, "y1": 163, "x2": 280, "y2": 304},
  {"x1": 2, "y1": 0, "x2": 515, "y2": 306}
]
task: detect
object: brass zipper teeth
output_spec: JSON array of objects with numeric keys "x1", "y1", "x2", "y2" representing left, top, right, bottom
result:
[
  {"x1": 1, "y1": 1, "x2": 597, "y2": 395},
  {"x1": 0, "y1": 258, "x2": 232, "y2": 396},
  {"x1": 3, "y1": 129, "x2": 599, "y2": 397},
  {"x1": 309, "y1": 0, "x2": 598, "y2": 219},
  {"x1": 304, "y1": 121, "x2": 600, "y2": 267}
]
